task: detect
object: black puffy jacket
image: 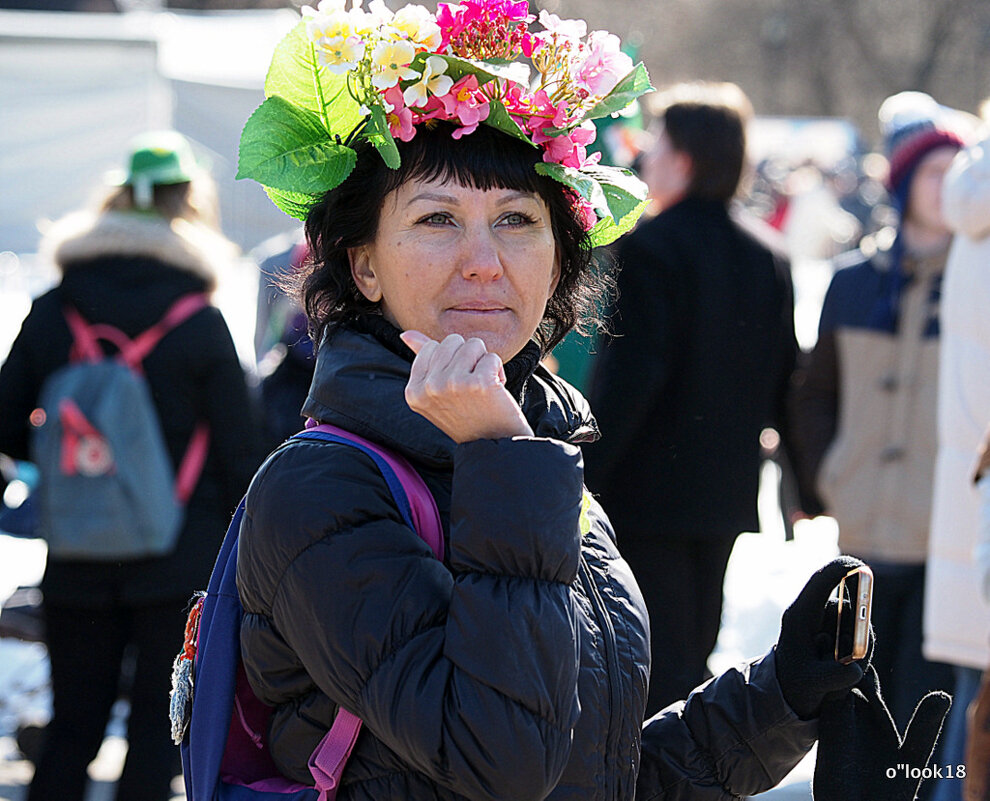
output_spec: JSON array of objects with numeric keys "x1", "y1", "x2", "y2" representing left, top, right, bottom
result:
[{"x1": 236, "y1": 320, "x2": 816, "y2": 801}]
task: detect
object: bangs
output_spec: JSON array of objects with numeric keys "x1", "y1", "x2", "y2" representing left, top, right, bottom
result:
[{"x1": 383, "y1": 122, "x2": 550, "y2": 198}]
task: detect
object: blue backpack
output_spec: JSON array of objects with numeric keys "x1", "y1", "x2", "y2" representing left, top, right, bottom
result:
[
  {"x1": 170, "y1": 423, "x2": 443, "y2": 801},
  {"x1": 30, "y1": 294, "x2": 209, "y2": 560}
]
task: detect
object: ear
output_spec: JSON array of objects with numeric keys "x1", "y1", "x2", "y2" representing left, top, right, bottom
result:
[{"x1": 349, "y1": 246, "x2": 383, "y2": 303}]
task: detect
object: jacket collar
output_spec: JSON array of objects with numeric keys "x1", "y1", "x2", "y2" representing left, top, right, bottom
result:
[{"x1": 301, "y1": 318, "x2": 599, "y2": 470}]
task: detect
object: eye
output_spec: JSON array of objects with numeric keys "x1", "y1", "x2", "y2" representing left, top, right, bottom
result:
[
  {"x1": 498, "y1": 211, "x2": 537, "y2": 227},
  {"x1": 417, "y1": 211, "x2": 454, "y2": 226}
]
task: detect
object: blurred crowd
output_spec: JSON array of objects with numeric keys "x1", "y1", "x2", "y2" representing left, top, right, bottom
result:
[{"x1": 1, "y1": 73, "x2": 989, "y2": 801}]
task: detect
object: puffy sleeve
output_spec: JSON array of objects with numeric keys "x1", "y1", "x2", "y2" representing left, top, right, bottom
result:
[
  {"x1": 636, "y1": 650, "x2": 817, "y2": 800},
  {"x1": 238, "y1": 435, "x2": 584, "y2": 801}
]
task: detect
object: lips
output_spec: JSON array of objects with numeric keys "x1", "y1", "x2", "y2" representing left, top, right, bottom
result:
[{"x1": 448, "y1": 302, "x2": 509, "y2": 312}]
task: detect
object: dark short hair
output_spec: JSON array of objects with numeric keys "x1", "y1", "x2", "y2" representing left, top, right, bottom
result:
[
  {"x1": 298, "y1": 122, "x2": 604, "y2": 355},
  {"x1": 649, "y1": 82, "x2": 753, "y2": 202}
]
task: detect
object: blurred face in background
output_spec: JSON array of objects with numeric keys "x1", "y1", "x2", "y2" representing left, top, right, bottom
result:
[
  {"x1": 904, "y1": 146, "x2": 958, "y2": 238},
  {"x1": 640, "y1": 127, "x2": 692, "y2": 212}
]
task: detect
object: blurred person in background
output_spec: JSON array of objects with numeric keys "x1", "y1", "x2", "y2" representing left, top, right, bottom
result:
[
  {"x1": 970, "y1": 424, "x2": 990, "y2": 801},
  {"x1": 584, "y1": 82, "x2": 798, "y2": 716},
  {"x1": 789, "y1": 92, "x2": 966, "y2": 750},
  {"x1": 0, "y1": 131, "x2": 262, "y2": 801},
  {"x1": 926, "y1": 98, "x2": 990, "y2": 801},
  {"x1": 251, "y1": 230, "x2": 317, "y2": 449}
]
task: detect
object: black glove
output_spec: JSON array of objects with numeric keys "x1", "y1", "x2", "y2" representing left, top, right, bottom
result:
[
  {"x1": 775, "y1": 556, "x2": 872, "y2": 719},
  {"x1": 813, "y1": 665, "x2": 951, "y2": 801}
]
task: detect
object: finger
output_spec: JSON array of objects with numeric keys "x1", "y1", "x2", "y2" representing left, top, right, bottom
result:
[
  {"x1": 406, "y1": 337, "x2": 440, "y2": 391},
  {"x1": 400, "y1": 329, "x2": 433, "y2": 354},
  {"x1": 474, "y1": 351, "x2": 507, "y2": 386},
  {"x1": 446, "y1": 337, "x2": 489, "y2": 375},
  {"x1": 901, "y1": 692, "x2": 952, "y2": 767},
  {"x1": 429, "y1": 333, "x2": 468, "y2": 374},
  {"x1": 855, "y1": 664, "x2": 906, "y2": 736},
  {"x1": 815, "y1": 659, "x2": 866, "y2": 697},
  {"x1": 789, "y1": 556, "x2": 866, "y2": 623}
]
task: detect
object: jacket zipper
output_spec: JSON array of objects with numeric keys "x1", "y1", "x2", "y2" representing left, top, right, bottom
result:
[{"x1": 579, "y1": 552, "x2": 622, "y2": 800}]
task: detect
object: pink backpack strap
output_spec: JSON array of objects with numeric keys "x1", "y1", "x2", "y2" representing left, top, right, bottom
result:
[
  {"x1": 308, "y1": 709, "x2": 363, "y2": 801},
  {"x1": 64, "y1": 305, "x2": 113, "y2": 364},
  {"x1": 300, "y1": 421, "x2": 444, "y2": 798},
  {"x1": 61, "y1": 294, "x2": 212, "y2": 504},
  {"x1": 122, "y1": 293, "x2": 209, "y2": 369},
  {"x1": 174, "y1": 422, "x2": 210, "y2": 504}
]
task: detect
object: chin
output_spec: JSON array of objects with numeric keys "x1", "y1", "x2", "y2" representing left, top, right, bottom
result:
[{"x1": 437, "y1": 316, "x2": 526, "y2": 361}]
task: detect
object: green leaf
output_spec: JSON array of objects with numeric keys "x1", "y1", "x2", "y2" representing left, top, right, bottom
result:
[
  {"x1": 365, "y1": 105, "x2": 401, "y2": 169},
  {"x1": 237, "y1": 96, "x2": 357, "y2": 194},
  {"x1": 264, "y1": 19, "x2": 364, "y2": 138},
  {"x1": 535, "y1": 162, "x2": 608, "y2": 214},
  {"x1": 581, "y1": 164, "x2": 648, "y2": 223},
  {"x1": 586, "y1": 198, "x2": 650, "y2": 248},
  {"x1": 411, "y1": 52, "x2": 531, "y2": 88},
  {"x1": 485, "y1": 101, "x2": 535, "y2": 145},
  {"x1": 263, "y1": 185, "x2": 322, "y2": 221},
  {"x1": 581, "y1": 62, "x2": 653, "y2": 123}
]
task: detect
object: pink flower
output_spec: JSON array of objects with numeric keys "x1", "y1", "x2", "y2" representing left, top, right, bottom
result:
[
  {"x1": 574, "y1": 31, "x2": 633, "y2": 97},
  {"x1": 568, "y1": 192, "x2": 598, "y2": 231},
  {"x1": 436, "y1": 75, "x2": 490, "y2": 137},
  {"x1": 519, "y1": 31, "x2": 540, "y2": 57},
  {"x1": 381, "y1": 85, "x2": 416, "y2": 142},
  {"x1": 437, "y1": 0, "x2": 535, "y2": 58},
  {"x1": 539, "y1": 121, "x2": 601, "y2": 169}
]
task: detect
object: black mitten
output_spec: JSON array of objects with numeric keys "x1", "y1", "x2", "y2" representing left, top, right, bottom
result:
[
  {"x1": 775, "y1": 556, "x2": 872, "y2": 719},
  {"x1": 813, "y1": 665, "x2": 951, "y2": 801}
]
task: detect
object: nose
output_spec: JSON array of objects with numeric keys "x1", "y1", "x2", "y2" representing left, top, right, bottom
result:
[{"x1": 459, "y1": 225, "x2": 504, "y2": 282}]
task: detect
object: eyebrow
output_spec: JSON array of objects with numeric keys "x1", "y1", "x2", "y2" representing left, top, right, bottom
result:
[{"x1": 406, "y1": 190, "x2": 539, "y2": 206}]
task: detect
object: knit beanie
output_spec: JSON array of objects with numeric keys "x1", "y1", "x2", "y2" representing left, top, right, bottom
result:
[{"x1": 878, "y1": 91, "x2": 964, "y2": 209}]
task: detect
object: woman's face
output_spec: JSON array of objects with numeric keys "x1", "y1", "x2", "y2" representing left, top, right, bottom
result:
[{"x1": 349, "y1": 176, "x2": 560, "y2": 361}]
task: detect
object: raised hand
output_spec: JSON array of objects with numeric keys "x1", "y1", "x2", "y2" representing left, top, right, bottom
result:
[
  {"x1": 775, "y1": 556, "x2": 873, "y2": 720},
  {"x1": 399, "y1": 330, "x2": 534, "y2": 444},
  {"x1": 813, "y1": 666, "x2": 951, "y2": 801}
]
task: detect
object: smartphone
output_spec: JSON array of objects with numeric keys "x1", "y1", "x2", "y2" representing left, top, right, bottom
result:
[{"x1": 834, "y1": 565, "x2": 873, "y2": 664}]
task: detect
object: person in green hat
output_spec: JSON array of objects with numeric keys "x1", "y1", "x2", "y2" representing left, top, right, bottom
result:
[{"x1": 0, "y1": 130, "x2": 263, "y2": 801}]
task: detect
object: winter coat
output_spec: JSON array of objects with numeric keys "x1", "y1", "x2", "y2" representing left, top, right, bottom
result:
[
  {"x1": 584, "y1": 197, "x2": 797, "y2": 543},
  {"x1": 0, "y1": 210, "x2": 263, "y2": 606},
  {"x1": 789, "y1": 238, "x2": 946, "y2": 564},
  {"x1": 236, "y1": 317, "x2": 816, "y2": 801},
  {"x1": 925, "y1": 136, "x2": 990, "y2": 670}
]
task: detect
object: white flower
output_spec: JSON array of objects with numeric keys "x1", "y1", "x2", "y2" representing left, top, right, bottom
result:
[
  {"x1": 403, "y1": 55, "x2": 453, "y2": 108},
  {"x1": 317, "y1": 34, "x2": 366, "y2": 72},
  {"x1": 538, "y1": 10, "x2": 587, "y2": 41},
  {"x1": 350, "y1": 0, "x2": 393, "y2": 36},
  {"x1": 305, "y1": 3, "x2": 366, "y2": 72},
  {"x1": 370, "y1": 39, "x2": 419, "y2": 90},
  {"x1": 392, "y1": 4, "x2": 443, "y2": 50}
]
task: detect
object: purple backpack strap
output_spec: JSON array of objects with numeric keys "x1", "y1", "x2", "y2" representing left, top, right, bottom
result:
[{"x1": 297, "y1": 421, "x2": 444, "y2": 799}]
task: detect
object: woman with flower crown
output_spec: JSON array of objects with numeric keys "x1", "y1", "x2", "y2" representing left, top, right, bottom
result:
[{"x1": 228, "y1": 2, "x2": 948, "y2": 799}]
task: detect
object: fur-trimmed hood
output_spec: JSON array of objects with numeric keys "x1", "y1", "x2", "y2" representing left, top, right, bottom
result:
[{"x1": 40, "y1": 210, "x2": 238, "y2": 290}]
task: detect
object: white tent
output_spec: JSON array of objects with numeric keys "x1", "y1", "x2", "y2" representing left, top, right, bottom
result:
[{"x1": 0, "y1": 8, "x2": 300, "y2": 256}]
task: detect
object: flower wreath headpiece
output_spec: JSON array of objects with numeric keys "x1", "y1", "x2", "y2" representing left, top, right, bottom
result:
[{"x1": 237, "y1": 0, "x2": 654, "y2": 247}]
